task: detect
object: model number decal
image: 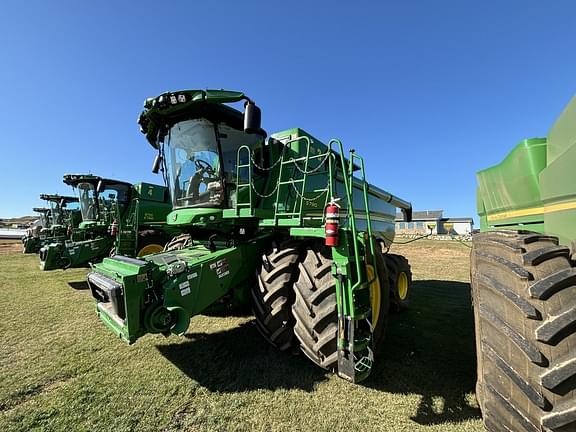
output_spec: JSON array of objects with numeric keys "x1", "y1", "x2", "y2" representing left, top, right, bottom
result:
[{"x1": 210, "y1": 258, "x2": 230, "y2": 278}]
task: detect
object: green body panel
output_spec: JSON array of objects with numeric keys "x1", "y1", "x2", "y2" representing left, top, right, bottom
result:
[
  {"x1": 41, "y1": 236, "x2": 115, "y2": 270},
  {"x1": 91, "y1": 237, "x2": 267, "y2": 343},
  {"x1": 22, "y1": 236, "x2": 42, "y2": 254},
  {"x1": 88, "y1": 88, "x2": 412, "y2": 383},
  {"x1": 40, "y1": 177, "x2": 174, "y2": 270},
  {"x1": 477, "y1": 138, "x2": 547, "y2": 231},
  {"x1": 477, "y1": 96, "x2": 576, "y2": 247}
]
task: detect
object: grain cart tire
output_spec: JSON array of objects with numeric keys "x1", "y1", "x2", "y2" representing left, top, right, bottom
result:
[
  {"x1": 471, "y1": 230, "x2": 576, "y2": 432},
  {"x1": 292, "y1": 243, "x2": 339, "y2": 370},
  {"x1": 253, "y1": 240, "x2": 302, "y2": 351},
  {"x1": 385, "y1": 254, "x2": 412, "y2": 312},
  {"x1": 136, "y1": 230, "x2": 167, "y2": 257}
]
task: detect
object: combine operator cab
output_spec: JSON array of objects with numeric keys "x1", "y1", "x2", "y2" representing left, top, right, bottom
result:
[{"x1": 141, "y1": 90, "x2": 264, "y2": 215}]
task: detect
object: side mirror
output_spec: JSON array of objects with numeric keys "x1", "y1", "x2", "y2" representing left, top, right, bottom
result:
[
  {"x1": 96, "y1": 180, "x2": 105, "y2": 193},
  {"x1": 152, "y1": 154, "x2": 162, "y2": 174},
  {"x1": 244, "y1": 102, "x2": 261, "y2": 134}
]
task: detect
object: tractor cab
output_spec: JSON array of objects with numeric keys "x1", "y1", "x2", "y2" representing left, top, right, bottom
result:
[
  {"x1": 39, "y1": 194, "x2": 79, "y2": 227},
  {"x1": 138, "y1": 90, "x2": 265, "y2": 217},
  {"x1": 32, "y1": 207, "x2": 51, "y2": 228},
  {"x1": 63, "y1": 174, "x2": 132, "y2": 227}
]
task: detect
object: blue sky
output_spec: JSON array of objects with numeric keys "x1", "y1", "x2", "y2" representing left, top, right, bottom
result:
[{"x1": 0, "y1": 1, "x2": 574, "y2": 221}]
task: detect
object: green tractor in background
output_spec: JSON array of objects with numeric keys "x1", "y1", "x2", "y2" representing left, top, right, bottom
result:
[
  {"x1": 22, "y1": 207, "x2": 52, "y2": 253},
  {"x1": 87, "y1": 89, "x2": 413, "y2": 382},
  {"x1": 472, "y1": 96, "x2": 576, "y2": 431},
  {"x1": 22, "y1": 194, "x2": 80, "y2": 254},
  {"x1": 40, "y1": 174, "x2": 175, "y2": 270}
]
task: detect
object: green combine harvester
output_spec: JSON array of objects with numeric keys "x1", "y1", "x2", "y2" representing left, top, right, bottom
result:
[
  {"x1": 472, "y1": 96, "x2": 576, "y2": 431},
  {"x1": 87, "y1": 89, "x2": 413, "y2": 382},
  {"x1": 40, "y1": 174, "x2": 174, "y2": 270},
  {"x1": 22, "y1": 194, "x2": 80, "y2": 254},
  {"x1": 22, "y1": 207, "x2": 52, "y2": 253}
]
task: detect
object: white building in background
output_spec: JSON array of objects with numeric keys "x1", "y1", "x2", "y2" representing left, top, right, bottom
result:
[{"x1": 395, "y1": 210, "x2": 474, "y2": 235}]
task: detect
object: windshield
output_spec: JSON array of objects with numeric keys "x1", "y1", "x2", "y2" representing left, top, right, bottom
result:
[
  {"x1": 78, "y1": 183, "x2": 98, "y2": 221},
  {"x1": 48, "y1": 201, "x2": 62, "y2": 225},
  {"x1": 166, "y1": 119, "x2": 223, "y2": 208},
  {"x1": 78, "y1": 182, "x2": 130, "y2": 222},
  {"x1": 165, "y1": 119, "x2": 263, "y2": 209},
  {"x1": 38, "y1": 213, "x2": 48, "y2": 227}
]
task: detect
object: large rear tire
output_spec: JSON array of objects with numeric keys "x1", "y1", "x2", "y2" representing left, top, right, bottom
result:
[
  {"x1": 385, "y1": 254, "x2": 412, "y2": 312},
  {"x1": 252, "y1": 240, "x2": 302, "y2": 351},
  {"x1": 471, "y1": 231, "x2": 576, "y2": 432}
]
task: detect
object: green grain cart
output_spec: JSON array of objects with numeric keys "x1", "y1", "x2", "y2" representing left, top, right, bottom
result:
[
  {"x1": 472, "y1": 96, "x2": 576, "y2": 431},
  {"x1": 40, "y1": 174, "x2": 174, "y2": 270},
  {"x1": 22, "y1": 195, "x2": 80, "y2": 254},
  {"x1": 87, "y1": 89, "x2": 413, "y2": 382}
]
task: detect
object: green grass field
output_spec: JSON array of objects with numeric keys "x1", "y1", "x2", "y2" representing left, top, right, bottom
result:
[{"x1": 0, "y1": 239, "x2": 484, "y2": 431}]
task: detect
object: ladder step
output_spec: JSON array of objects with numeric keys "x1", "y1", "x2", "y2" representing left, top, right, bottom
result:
[{"x1": 278, "y1": 179, "x2": 304, "y2": 185}]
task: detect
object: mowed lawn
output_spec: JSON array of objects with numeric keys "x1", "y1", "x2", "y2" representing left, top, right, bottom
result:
[{"x1": 0, "y1": 239, "x2": 483, "y2": 431}]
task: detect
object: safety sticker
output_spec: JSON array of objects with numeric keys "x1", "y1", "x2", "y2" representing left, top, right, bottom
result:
[
  {"x1": 187, "y1": 272, "x2": 198, "y2": 280},
  {"x1": 211, "y1": 258, "x2": 230, "y2": 278},
  {"x1": 179, "y1": 281, "x2": 191, "y2": 296}
]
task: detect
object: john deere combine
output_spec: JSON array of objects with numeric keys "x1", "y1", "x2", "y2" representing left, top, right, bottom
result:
[
  {"x1": 22, "y1": 195, "x2": 80, "y2": 254},
  {"x1": 40, "y1": 174, "x2": 174, "y2": 270},
  {"x1": 472, "y1": 96, "x2": 576, "y2": 431},
  {"x1": 22, "y1": 207, "x2": 51, "y2": 253},
  {"x1": 87, "y1": 89, "x2": 413, "y2": 382}
]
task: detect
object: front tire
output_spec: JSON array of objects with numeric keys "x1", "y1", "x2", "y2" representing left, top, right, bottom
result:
[
  {"x1": 471, "y1": 231, "x2": 576, "y2": 432},
  {"x1": 292, "y1": 243, "x2": 338, "y2": 370},
  {"x1": 252, "y1": 240, "x2": 302, "y2": 351}
]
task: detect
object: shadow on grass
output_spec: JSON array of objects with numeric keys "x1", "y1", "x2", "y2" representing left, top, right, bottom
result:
[
  {"x1": 158, "y1": 279, "x2": 481, "y2": 424},
  {"x1": 67, "y1": 281, "x2": 89, "y2": 290},
  {"x1": 368, "y1": 280, "x2": 481, "y2": 425},
  {"x1": 157, "y1": 322, "x2": 326, "y2": 392}
]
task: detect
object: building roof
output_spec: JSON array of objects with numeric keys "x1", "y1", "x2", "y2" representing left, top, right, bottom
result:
[
  {"x1": 440, "y1": 217, "x2": 474, "y2": 224},
  {"x1": 395, "y1": 210, "x2": 443, "y2": 221}
]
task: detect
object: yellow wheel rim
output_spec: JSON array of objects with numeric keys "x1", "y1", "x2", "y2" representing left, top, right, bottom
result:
[
  {"x1": 397, "y1": 271, "x2": 409, "y2": 301},
  {"x1": 137, "y1": 243, "x2": 164, "y2": 257},
  {"x1": 367, "y1": 265, "x2": 381, "y2": 329}
]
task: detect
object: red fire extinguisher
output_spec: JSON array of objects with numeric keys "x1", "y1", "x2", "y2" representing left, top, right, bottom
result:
[
  {"x1": 110, "y1": 219, "x2": 119, "y2": 236},
  {"x1": 325, "y1": 198, "x2": 340, "y2": 247}
]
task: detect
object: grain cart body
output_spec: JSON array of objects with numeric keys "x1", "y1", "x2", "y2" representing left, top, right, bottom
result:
[
  {"x1": 87, "y1": 89, "x2": 413, "y2": 383},
  {"x1": 472, "y1": 96, "x2": 576, "y2": 432},
  {"x1": 40, "y1": 175, "x2": 175, "y2": 270}
]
